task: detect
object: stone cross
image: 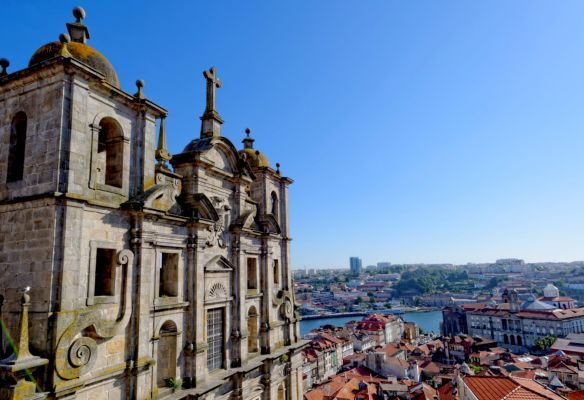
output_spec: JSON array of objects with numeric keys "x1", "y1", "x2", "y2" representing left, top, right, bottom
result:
[{"x1": 203, "y1": 67, "x2": 221, "y2": 113}]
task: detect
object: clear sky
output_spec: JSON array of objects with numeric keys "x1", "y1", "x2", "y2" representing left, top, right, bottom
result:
[{"x1": 4, "y1": 1, "x2": 584, "y2": 268}]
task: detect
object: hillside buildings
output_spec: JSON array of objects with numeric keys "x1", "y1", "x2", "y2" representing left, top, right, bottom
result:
[
  {"x1": 0, "y1": 7, "x2": 304, "y2": 400},
  {"x1": 454, "y1": 287, "x2": 584, "y2": 353}
]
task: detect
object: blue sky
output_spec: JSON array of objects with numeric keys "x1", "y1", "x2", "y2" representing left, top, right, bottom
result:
[{"x1": 4, "y1": 1, "x2": 584, "y2": 267}]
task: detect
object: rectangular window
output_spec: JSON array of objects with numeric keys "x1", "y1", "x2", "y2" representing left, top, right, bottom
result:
[
  {"x1": 247, "y1": 258, "x2": 258, "y2": 291},
  {"x1": 207, "y1": 308, "x2": 224, "y2": 371},
  {"x1": 273, "y1": 259, "x2": 280, "y2": 285},
  {"x1": 95, "y1": 248, "x2": 116, "y2": 296},
  {"x1": 7, "y1": 112, "x2": 27, "y2": 183},
  {"x1": 159, "y1": 252, "x2": 179, "y2": 297}
]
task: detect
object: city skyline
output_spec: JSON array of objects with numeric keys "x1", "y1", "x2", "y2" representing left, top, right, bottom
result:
[{"x1": 4, "y1": 1, "x2": 584, "y2": 266}]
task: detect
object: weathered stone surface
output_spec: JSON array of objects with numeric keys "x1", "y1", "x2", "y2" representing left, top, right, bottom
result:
[{"x1": 0, "y1": 6, "x2": 305, "y2": 400}]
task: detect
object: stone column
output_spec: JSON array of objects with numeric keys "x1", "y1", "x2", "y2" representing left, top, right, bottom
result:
[
  {"x1": 260, "y1": 237, "x2": 272, "y2": 354},
  {"x1": 184, "y1": 231, "x2": 197, "y2": 387},
  {"x1": 194, "y1": 231, "x2": 208, "y2": 384},
  {"x1": 231, "y1": 233, "x2": 244, "y2": 367}
]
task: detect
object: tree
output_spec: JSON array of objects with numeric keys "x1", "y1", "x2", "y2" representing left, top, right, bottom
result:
[
  {"x1": 533, "y1": 336, "x2": 557, "y2": 351},
  {"x1": 354, "y1": 297, "x2": 364, "y2": 304}
]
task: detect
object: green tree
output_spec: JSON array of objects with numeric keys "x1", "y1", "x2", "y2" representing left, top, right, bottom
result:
[{"x1": 533, "y1": 336, "x2": 557, "y2": 351}]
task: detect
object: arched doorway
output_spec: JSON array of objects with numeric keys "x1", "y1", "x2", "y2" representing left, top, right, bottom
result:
[
  {"x1": 157, "y1": 320, "x2": 178, "y2": 387},
  {"x1": 248, "y1": 306, "x2": 258, "y2": 353}
]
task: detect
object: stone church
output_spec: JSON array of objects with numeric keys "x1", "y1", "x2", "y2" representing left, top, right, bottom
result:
[{"x1": 0, "y1": 7, "x2": 305, "y2": 400}]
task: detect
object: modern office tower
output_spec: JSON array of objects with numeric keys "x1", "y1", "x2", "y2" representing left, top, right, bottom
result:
[{"x1": 350, "y1": 257, "x2": 362, "y2": 274}]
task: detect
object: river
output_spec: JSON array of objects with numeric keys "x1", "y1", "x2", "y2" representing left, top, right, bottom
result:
[{"x1": 299, "y1": 311, "x2": 442, "y2": 337}]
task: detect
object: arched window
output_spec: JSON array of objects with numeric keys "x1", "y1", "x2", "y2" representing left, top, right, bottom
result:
[
  {"x1": 503, "y1": 334, "x2": 508, "y2": 344},
  {"x1": 502, "y1": 319, "x2": 507, "y2": 330},
  {"x1": 7, "y1": 112, "x2": 27, "y2": 182},
  {"x1": 97, "y1": 117, "x2": 124, "y2": 188},
  {"x1": 271, "y1": 191, "x2": 279, "y2": 220},
  {"x1": 278, "y1": 383, "x2": 286, "y2": 400},
  {"x1": 517, "y1": 336, "x2": 523, "y2": 346},
  {"x1": 157, "y1": 320, "x2": 178, "y2": 387},
  {"x1": 247, "y1": 306, "x2": 258, "y2": 354},
  {"x1": 510, "y1": 335, "x2": 515, "y2": 346}
]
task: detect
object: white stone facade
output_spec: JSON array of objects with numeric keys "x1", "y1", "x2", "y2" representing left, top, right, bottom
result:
[{"x1": 0, "y1": 7, "x2": 305, "y2": 400}]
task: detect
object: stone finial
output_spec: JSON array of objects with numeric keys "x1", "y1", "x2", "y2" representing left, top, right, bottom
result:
[
  {"x1": 156, "y1": 116, "x2": 172, "y2": 169},
  {"x1": 242, "y1": 128, "x2": 255, "y2": 149},
  {"x1": 15, "y1": 287, "x2": 32, "y2": 361},
  {"x1": 67, "y1": 6, "x2": 90, "y2": 44},
  {"x1": 73, "y1": 6, "x2": 86, "y2": 22},
  {"x1": 0, "y1": 58, "x2": 9, "y2": 77},
  {"x1": 200, "y1": 67, "x2": 224, "y2": 138},
  {"x1": 59, "y1": 34, "x2": 72, "y2": 58},
  {"x1": 134, "y1": 79, "x2": 145, "y2": 99},
  {"x1": 276, "y1": 163, "x2": 281, "y2": 175},
  {"x1": 0, "y1": 287, "x2": 48, "y2": 400}
]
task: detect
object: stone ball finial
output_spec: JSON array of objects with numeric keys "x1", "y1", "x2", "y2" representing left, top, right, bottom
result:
[
  {"x1": 0, "y1": 58, "x2": 9, "y2": 76},
  {"x1": 21, "y1": 286, "x2": 31, "y2": 305},
  {"x1": 134, "y1": 80, "x2": 145, "y2": 99},
  {"x1": 245, "y1": 128, "x2": 251, "y2": 136},
  {"x1": 59, "y1": 33, "x2": 71, "y2": 44},
  {"x1": 73, "y1": 6, "x2": 86, "y2": 22}
]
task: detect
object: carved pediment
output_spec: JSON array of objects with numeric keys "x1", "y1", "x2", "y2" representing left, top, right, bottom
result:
[
  {"x1": 124, "y1": 173, "x2": 182, "y2": 214},
  {"x1": 258, "y1": 213, "x2": 281, "y2": 235},
  {"x1": 204, "y1": 255, "x2": 235, "y2": 273},
  {"x1": 232, "y1": 200, "x2": 258, "y2": 230},
  {"x1": 177, "y1": 193, "x2": 219, "y2": 221}
]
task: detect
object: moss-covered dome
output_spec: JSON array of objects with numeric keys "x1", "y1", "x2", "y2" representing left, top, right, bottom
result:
[
  {"x1": 239, "y1": 148, "x2": 270, "y2": 168},
  {"x1": 29, "y1": 41, "x2": 120, "y2": 88}
]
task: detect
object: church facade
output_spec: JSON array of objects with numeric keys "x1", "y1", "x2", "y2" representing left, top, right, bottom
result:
[{"x1": 0, "y1": 7, "x2": 305, "y2": 400}]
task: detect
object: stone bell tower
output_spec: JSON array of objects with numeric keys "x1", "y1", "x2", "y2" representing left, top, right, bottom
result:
[
  {"x1": 1, "y1": 6, "x2": 305, "y2": 400},
  {"x1": 0, "y1": 6, "x2": 166, "y2": 398}
]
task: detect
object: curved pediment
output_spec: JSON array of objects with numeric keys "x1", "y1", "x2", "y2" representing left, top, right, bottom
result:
[
  {"x1": 177, "y1": 193, "x2": 219, "y2": 221},
  {"x1": 231, "y1": 200, "x2": 258, "y2": 230},
  {"x1": 258, "y1": 213, "x2": 281, "y2": 235},
  {"x1": 123, "y1": 173, "x2": 182, "y2": 215},
  {"x1": 177, "y1": 137, "x2": 253, "y2": 178}
]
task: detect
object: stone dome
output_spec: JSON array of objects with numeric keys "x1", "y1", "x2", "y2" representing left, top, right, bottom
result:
[
  {"x1": 239, "y1": 148, "x2": 270, "y2": 168},
  {"x1": 239, "y1": 129, "x2": 270, "y2": 168},
  {"x1": 543, "y1": 283, "x2": 560, "y2": 298},
  {"x1": 29, "y1": 41, "x2": 120, "y2": 88}
]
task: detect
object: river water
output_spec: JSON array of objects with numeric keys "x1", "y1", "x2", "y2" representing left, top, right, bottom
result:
[{"x1": 299, "y1": 311, "x2": 442, "y2": 337}]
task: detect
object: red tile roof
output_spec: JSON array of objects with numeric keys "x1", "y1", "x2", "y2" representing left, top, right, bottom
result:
[
  {"x1": 568, "y1": 391, "x2": 584, "y2": 400},
  {"x1": 463, "y1": 376, "x2": 565, "y2": 400},
  {"x1": 463, "y1": 376, "x2": 518, "y2": 400}
]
